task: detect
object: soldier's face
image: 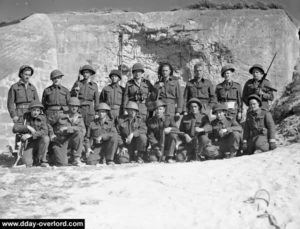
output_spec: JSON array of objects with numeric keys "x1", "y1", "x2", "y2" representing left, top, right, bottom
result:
[
  {"x1": 155, "y1": 106, "x2": 165, "y2": 118},
  {"x1": 190, "y1": 103, "x2": 200, "y2": 114},
  {"x1": 133, "y1": 70, "x2": 143, "y2": 80},
  {"x1": 111, "y1": 75, "x2": 120, "y2": 84},
  {"x1": 223, "y1": 70, "x2": 233, "y2": 80},
  {"x1": 98, "y1": 110, "x2": 107, "y2": 119},
  {"x1": 127, "y1": 109, "x2": 137, "y2": 118},
  {"x1": 249, "y1": 99, "x2": 260, "y2": 111},
  {"x1": 162, "y1": 66, "x2": 171, "y2": 78},
  {"x1": 31, "y1": 108, "x2": 41, "y2": 118},
  {"x1": 20, "y1": 70, "x2": 32, "y2": 83},
  {"x1": 82, "y1": 70, "x2": 92, "y2": 79},
  {"x1": 252, "y1": 69, "x2": 263, "y2": 80},
  {"x1": 69, "y1": 105, "x2": 79, "y2": 114},
  {"x1": 52, "y1": 76, "x2": 62, "y2": 85},
  {"x1": 194, "y1": 66, "x2": 204, "y2": 79},
  {"x1": 216, "y1": 110, "x2": 225, "y2": 120}
]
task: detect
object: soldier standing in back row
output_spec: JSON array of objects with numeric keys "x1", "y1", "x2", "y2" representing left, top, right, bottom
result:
[
  {"x1": 42, "y1": 69, "x2": 70, "y2": 125},
  {"x1": 7, "y1": 65, "x2": 39, "y2": 150},
  {"x1": 99, "y1": 69, "x2": 124, "y2": 120},
  {"x1": 183, "y1": 63, "x2": 216, "y2": 118},
  {"x1": 215, "y1": 64, "x2": 242, "y2": 121},
  {"x1": 123, "y1": 63, "x2": 156, "y2": 120},
  {"x1": 70, "y1": 65, "x2": 99, "y2": 129},
  {"x1": 154, "y1": 62, "x2": 183, "y2": 118},
  {"x1": 7, "y1": 65, "x2": 39, "y2": 125},
  {"x1": 242, "y1": 64, "x2": 274, "y2": 110}
]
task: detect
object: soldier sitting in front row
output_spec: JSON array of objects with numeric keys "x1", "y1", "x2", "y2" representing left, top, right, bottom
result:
[
  {"x1": 243, "y1": 94, "x2": 276, "y2": 154},
  {"x1": 210, "y1": 104, "x2": 242, "y2": 159},
  {"x1": 13, "y1": 101, "x2": 50, "y2": 167},
  {"x1": 50, "y1": 97, "x2": 86, "y2": 166},
  {"x1": 85, "y1": 103, "x2": 119, "y2": 165},
  {"x1": 177, "y1": 98, "x2": 212, "y2": 162},
  {"x1": 116, "y1": 101, "x2": 148, "y2": 164},
  {"x1": 147, "y1": 100, "x2": 179, "y2": 163}
]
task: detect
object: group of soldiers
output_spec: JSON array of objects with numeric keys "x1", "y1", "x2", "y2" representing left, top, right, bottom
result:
[{"x1": 7, "y1": 61, "x2": 277, "y2": 167}]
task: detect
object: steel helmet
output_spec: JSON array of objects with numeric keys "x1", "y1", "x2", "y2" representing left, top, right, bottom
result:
[
  {"x1": 221, "y1": 64, "x2": 235, "y2": 77},
  {"x1": 68, "y1": 97, "x2": 81, "y2": 106},
  {"x1": 109, "y1": 69, "x2": 122, "y2": 79},
  {"x1": 29, "y1": 101, "x2": 44, "y2": 109},
  {"x1": 95, "y1": 103, "x2": 111, "y2": 111},
  {"x1": 125, "y1": 101, "x2": 139, "y2": 111},
  {"x1": 50, "y1": 69, "x2": 64, "y2": 80},
  {"x1": 132, "y1": 63, "x2": 144, "y2": 73},
  {"x1": 80, "y1": 65, "x2": 96, "y2": 75},
  {"x1": 247, "y1": 94, "x2": 262, "y2": 107},
  {"x1": 249, "y1": 64, "x2": 265, "y2": 75},
  {"x1": 212, "y1": 104, "x2": 228, "y2": 114}
]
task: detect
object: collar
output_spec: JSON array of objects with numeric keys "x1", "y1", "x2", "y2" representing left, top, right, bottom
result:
[
  {"x1": 18, "y1": 80, "x2": 31, "y2": 86},
  {"x1": 51, "y1": 84, "x2": 61, "y2": 89}
]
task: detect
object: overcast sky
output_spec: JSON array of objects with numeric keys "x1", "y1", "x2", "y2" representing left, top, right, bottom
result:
[{"x1": 0, "y1": 0, "x2": 299, "y2": 25}]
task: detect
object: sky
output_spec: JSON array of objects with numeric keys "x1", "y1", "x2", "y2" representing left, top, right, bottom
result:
[{"x1": 0, "y1": 0, "x2": 299, "y2": 25}]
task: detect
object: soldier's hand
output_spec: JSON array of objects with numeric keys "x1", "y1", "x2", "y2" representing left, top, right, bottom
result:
[
  {"x1": 87, "y1": 148, "x2": 94, "y2": 155},
  {"x1": 219, "y1": 128, "x2": 227, "y2": 137},
  {"x1": 184, "y1": 134, "x2": 192, "y2": 143},
  {"x1": 60, "y1": 126, "x2": 68, "y2": 132},
  {"x1": 255, "y1": 88, "x2": 263, "y2": 95},
  {"x1": 12, "y1": 116, "x2": 19, "y2": 123},
  {"x1": 159, "y1": 82, "x2": 164, "y2": 87},
  {"x1": 27, "y1": 125, "x2": 36, "y2": 134},
  {"x1": 50, "y1": 134, "x2": 57, "y2": 141},
  {"x1": 125, "y1": 133, "x2": 134, "y2": 144},
  {"x1": 164, "y1": 127, "x2": 172, "y2": 134},
  {"x1": 195, "y1": 127, "x2": 204, "y2": 133},
  {"x1": 94, "y1": 114, "x2": 99, "y2": 119},
  {"x1": 119, "y1": 147, "x2": 128, "y2": 156},
  {"x1": 95, "y1": 136, "x2": 102, "y2": 143},
  {"x1": 184, "y1": 112, "x2": 188, "y2": 116},
  {"x1": 21, "y1": 134, "x2": 32, "y2": 141},
  {"x1": 237, "y1": 112, "x2": 242, "y2": 122},
  {"x1": 124, "y1": 110, "x2": 128, "y2": 115}
]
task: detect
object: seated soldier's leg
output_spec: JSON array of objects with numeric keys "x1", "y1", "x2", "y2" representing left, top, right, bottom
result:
[
  {"x1": 221, "y1": 131, "x2": 241, "y2": 158},
  {"x1": 22, "y1": 142, "x2": 34, "y2": 167},
  {"x1": 164, "y1": 133, "x2": 177, "y2": 162},
  {"x1": 35, "y1": 135, "x2": 50, "y2": 165},
  {"x1": 116, "y1": 147, "x2": 130, "y2": 164},
  {"x1": 131, "y1": 134, "x2": 147, "y2": 162},
  {"x1": 68, "y1": 131, "x2": 84, "y2": 162},
  {"x1": 102, "y1": 135, "x2": 119, "y2": 164},
  {"x1": 176, "y1": 144, "x2": 190, "y2": 162},
  {"x1": 51, "y1": 137, "x2": 68, "y2": 166},
  {"x1": 254, "y1": 135, "x2": 270, "y2": 153},
  {"x1": 197, "y1": 134, "x2": 211, "y2": 160},
  {"x1": 246, "y1": 137, "x2": 256, "y2": 155},
  {"x1": 86, "y1": 146, "x2": 101, "y2": 165}
]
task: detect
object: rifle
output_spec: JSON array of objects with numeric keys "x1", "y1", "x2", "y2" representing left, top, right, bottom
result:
[
  {"x1": 169, "y1": 130, "x2": 186, "y2": 135},
  {"x1": 258, "y1": 52, "x2": 278, "y2": 92},
  {"x1": 12, "y1": 119, "x2": 28, "y2": 167}
]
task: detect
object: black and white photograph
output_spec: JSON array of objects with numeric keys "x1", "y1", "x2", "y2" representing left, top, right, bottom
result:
[{"x1": 0, "y1": 0, "x2": 300, "y2": 228}]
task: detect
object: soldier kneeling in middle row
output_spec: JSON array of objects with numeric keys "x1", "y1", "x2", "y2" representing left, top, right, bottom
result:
[
  {"x1": 116, "y1": 101, "x2": 148, "y2": 164},
  {"x1": 147, "y1": 100, "x2": 179, "y2": 163},
  {"x1": 210, "y1": 104, "x2": 242, "y2": 159}
]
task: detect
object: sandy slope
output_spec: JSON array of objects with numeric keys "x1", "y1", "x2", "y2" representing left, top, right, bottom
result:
[{"x1": 0, "y1": 144, "x2": 300, "y2": 229}]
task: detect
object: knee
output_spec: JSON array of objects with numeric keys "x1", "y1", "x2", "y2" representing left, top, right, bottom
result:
[
  {"x1": 138, "y1": 134, "x2": 147, "y2": 143},
  {"x1": 176, "y1": 148, "x2": 187, "y2": 162},
  {"x1": 41, "y1": 135, "x2": 50, "y2": 144}
]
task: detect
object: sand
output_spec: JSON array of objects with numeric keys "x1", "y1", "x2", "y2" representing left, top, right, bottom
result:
[{"x1": 0, "y1": 144, "x2": 300, "y2": 229}]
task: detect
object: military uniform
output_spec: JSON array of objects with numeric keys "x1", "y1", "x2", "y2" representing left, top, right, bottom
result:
[
  {"x1": 215, "y1": 81, "x2": 242, "y2": 118},
  {"x1": 147, "y1": 114, "x2": 178, "y2": 160},
  {"x1": 123, "y1": 79, "x2": 156, "y2": 119},
  {"x1": 183, "y1": 78, "x2": 216, "y2": 114},
  {"x1": 42, "y1": 84, "x2": 70, "y2": 125},
  {"x1": 13, "y1": 111, "x2": 49, "y2": 167},
  {"x1": 85, "y1": 117, "x2": 119, "y2": 165},
  {"x1": 243, "y1": 108, "x2": 276, "y2": 154},
  {"x1": 71, "y1": 79, "x2": 99, "y2": 128},
  {"x1": 154, "y1": 77, "x2": 183, "y2": 115},
  {"x1": 100, "y1": 85, "x2": 124, "y2": 120},
  {"x1": 117, "y1": 114, "x2": 148, "y2": 162},
  {"x1": 242, "y1": 79, "x2": 274, "y2": 110},
  {"x1": 178, "y1": 111, "x2": 212, "y2": 161},
  {"x1": 50, "y1": 113, "x2": 86, "y2": 166},
  {"x1": 7, "y1": 81, "x2": 39, "y2": 123},
  {"x1": 211, "y1": 115, "x2": 242, "y2": 158}
]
